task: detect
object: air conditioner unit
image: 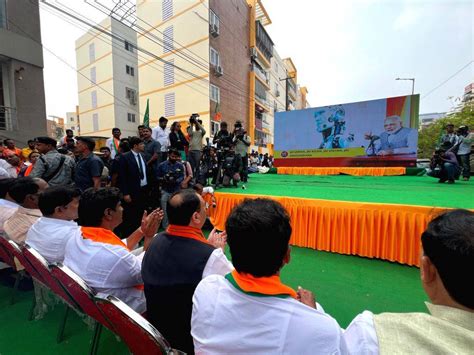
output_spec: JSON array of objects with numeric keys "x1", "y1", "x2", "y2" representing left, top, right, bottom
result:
[
  {"x1": 276, "y1": 90, "x2": 280, "y2": 97},
  {"x1": 250, "y1": 47, "x2": 258, "y2": 60},
  {"x1": 209, "y1": 24, "x2": 219, "y2": 37},
  {"x1": 214, "y1": 65, "x2": 223, "y2": 77}
]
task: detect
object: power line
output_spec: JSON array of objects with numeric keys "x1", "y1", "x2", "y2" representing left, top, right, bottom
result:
[{"x1": 422, "y1": 60, "x2": 473, "y2": 99}]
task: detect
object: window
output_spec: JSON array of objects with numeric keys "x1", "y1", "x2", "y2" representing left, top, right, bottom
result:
[
  {"x1": 164, "y1": 92, "x2": 175, "y2": 117},
  {"x1": 274, "y1": 82, "x2": 278, "y2": 94},
  {"x1": 274, "y1": 62, "x2": 279, "y2": 74},
  {"x1": 209, "y1": 10, "x2": 220, "y2": 34},
  {"x1": 0, "y1": 0, "x2": 6, "y2": 29},
  {"x1": 126, "y1": 65, "x2": 135, "y2": 76},
  {"x1": 127, "y1": 113, "x2": 136, "y2": 123},
  {"x1": 70, "y1": 116, "x2": 74, "y2": 122},
  {"x1": 124, "y1": 41, "x2": 134, "y2": 53},
  {"x1": 90, "y1": 67, "x2": 96, "y2": 84},
  {"x1": 163, "y1": 26, "x2": 174, "y2": 54},
  {"x1": 162, "y1": 0, "x2": 173, "y2": 21},
  {"x1": 92, "y1": 113, "x2": 99, "y2": 131},
  {"x1": 210, "y1": 84, "x2": 220, "y2": 103},
  {"x1": 274, "y1": 100, "x2": 278, "y2": 113},
  {"x1": 91, "y1": 91, "x2": 97, "y2": 108},
  {"x1": 210, "y1": 47, "x2": 220, "y2": 67},
  {"x1": 89, "y1": 43, "x2": 95, "y2": 63},
  {"x1": 211, "y1": 121, "x2": 220, "y2": 135},
  {"x1": 126, "y1": 87, "x2": 137, "y2": 105},
  {"x1": 164, "y1": 59, "x2": 174, "y2": 86}
]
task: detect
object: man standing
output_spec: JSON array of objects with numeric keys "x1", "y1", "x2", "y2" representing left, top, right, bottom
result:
[
  {"x1": 187, "y1": 115, "x2": 206, "y2": 177},
  {"x1": 60, "y1": 129, "x2": 76, "y2": 147},
  {"x1": 344, "y1": 209, "x2": 474, "y2": 353},
  {"x1": 142, "y1": 127, "x2": 161, "y2": 175},
  {"x1": 232, "y1": 121, "x2": 251, "y2": 183},
  {"x1": 21, "y1": 140, "x2": 37, "y2": 160},
  {"x1": 456, "y1": 125, "x2": 473, "y2": 181},
  {"x1": 117, "y1": 136, "x2": 149, "y2": 237},
  {"x1": 99, "y1": 146, "x2": 113, "y2": 172},
  {"x1": 192, "y1": 198, "x2": 345, "y2": 354},
  {"x1": 142, "y1": 189, "x2": 232, "y2": 353},
  {"x1": 213, "y1": 122, "x2": 231, "y2": 149},
  {"x1": 74, "y1": 137, "x2": 104, "y2": 192},
  {"x1": 157, "y1": 148, "x2": 184, "y2": 229},
  {"x1": 152, "y1": 116, "x2": 170, "y2": 162},
  {"x1": 106, "y1": 128, "x2": 122, "y2": 159},
  {"x1": 31, "y1": 137, "x2": 75, "y2": 187},
  {"x1": 439, "y1": 123, "x2": 459, "y2": 150}
]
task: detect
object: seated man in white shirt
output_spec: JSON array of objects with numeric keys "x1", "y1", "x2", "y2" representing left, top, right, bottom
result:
[
  {"x1": 344, "y1": 209, "x2": 474, "y2": 354},
  {"x1": 64, "y1": 187, "x2": 163, "y2": 313},
  {"x1": 26, "y1": 186, "x2": 81, "y2": 263},
  {"x1": 142, "y1": 189, "x2": 233, "y2": 354},
  {"x1": 191, "y1": 198, "x2": 347, "y2": 355},
  {"x1": 0, "y1": 178, "x2": 19, "y2": 233}
]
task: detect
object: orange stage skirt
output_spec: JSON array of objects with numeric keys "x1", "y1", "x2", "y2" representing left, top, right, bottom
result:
[
  {"x1": 208, "y1": 192, "x2": 449, "y2": 267},
  {"x1": 277, "y1": 167, "x2": 406, "y2": 176}
]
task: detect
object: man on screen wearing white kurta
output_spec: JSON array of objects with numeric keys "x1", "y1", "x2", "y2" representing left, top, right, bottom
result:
[{"x1": 191, "y1": 198, "x2": 347, "y2": 354}]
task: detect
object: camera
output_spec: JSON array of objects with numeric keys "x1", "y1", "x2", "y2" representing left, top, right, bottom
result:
[
  {"x1": 160, "y1": 168, "x2": 182, "y2": 186},
  {"x1": 189, "y1": 113, "x2": 200, "y2": 124}
]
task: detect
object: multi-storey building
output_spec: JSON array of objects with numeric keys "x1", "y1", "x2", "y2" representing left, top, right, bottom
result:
[
  {"x1": 0, "y1": 0, "x2": 47, "y2": 144},
  {"x1": 75, "y1": 17, "x2": 139, "y2": 138},
  {"x1": 65, "y1": 106, "x2": 80, "y2": 135}
]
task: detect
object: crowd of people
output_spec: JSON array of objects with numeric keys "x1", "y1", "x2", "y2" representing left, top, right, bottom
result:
[
  {"x1": 428, "y1": 123, "x2": 473, "y2": 183},
  {"x1": 0, "y1": 116, "x2": 472, "y2": 353}
]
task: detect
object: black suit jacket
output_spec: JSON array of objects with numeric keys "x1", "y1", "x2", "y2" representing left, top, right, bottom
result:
[{"x1": 118, "y1": 151, "x2": 148, "y2": 198}]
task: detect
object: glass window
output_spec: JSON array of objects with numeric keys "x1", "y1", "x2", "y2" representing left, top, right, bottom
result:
[
  {"x1": 163, "y1": 26, "x2": 174, "y2": 53},
  {"x1": 92, "y1": 113, "x2": 99, "y2": 131},
  {"x1": 89, "y1": 43, "x2": 95, "y2": 63},
  {"x1": 127, "y1": 113, "x2": 136, "y2": 122},
  {"x1": 209, "y1": 10, "x2": 220, "y2": 34},
  {"x1": 210, "y1": 47, "x2": 220, "y2": 66},
  {"x1": 91, "y1": 91, "x2": 97, "y2": 109},
  {"x1": 210, "y1": 84, "x2": 220, "y2": 103},
  {"x1": 162, "y1": 0, "x2": 173, "y2": 21},
  {"x1": 90, "y1": 67, "x2": 96, "y2": 84}
]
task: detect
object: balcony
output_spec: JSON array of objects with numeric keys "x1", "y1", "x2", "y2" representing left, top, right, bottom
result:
[
  {"x1": 253, "y1": 63, "x2": 269, "y2": 88},
  {"x1": 287, "y1": 79, "x2": 297, "y2": 100},
  {"x1": 256, "y1": 21, "x2": 273, "y2": 63},
  {"x1": 0, "y1": 106, "x2": 16, "y2": 131}
]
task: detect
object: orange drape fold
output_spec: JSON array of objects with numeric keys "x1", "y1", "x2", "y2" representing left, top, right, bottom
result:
[
  {"x1": 209, "y1": 193, "x2": 448, "y2": 267},
  {"x1": 277, "y1": 167, "x2": 406, "y2": 176}
]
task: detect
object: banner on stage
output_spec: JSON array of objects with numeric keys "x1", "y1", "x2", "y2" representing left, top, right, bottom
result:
[{"x1": 274, "y1": 94, "x2": 419, "y2": 167}]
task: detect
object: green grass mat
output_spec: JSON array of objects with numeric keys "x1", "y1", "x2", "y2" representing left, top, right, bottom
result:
[
  {"x1": 0, "y1": 247, "x2": 426, "y2": 353},
  {"x1": 218, "y1": 174, "x2": 473, "y2": 209}
]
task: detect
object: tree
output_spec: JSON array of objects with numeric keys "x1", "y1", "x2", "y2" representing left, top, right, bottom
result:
[{"x1": 418, "y1": 104, "x2": 474, "y2": 158}]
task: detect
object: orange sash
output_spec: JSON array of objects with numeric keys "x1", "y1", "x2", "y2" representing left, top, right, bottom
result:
[
  {"x1": 24, "y1": 164, "x2": 34, "y2": 176},
  {"x1": 81, "y1": 227, "x2": 144, "y2": 290},
  {"x1": 228, "y1": 270, "x2": 297, "y2": 299},
  {"x1": 166, "y1": 224, "x2": 211, "y2": 245}
]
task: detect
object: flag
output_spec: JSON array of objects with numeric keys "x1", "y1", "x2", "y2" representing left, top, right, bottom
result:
[{"x1": 143, "y1": 98, "x2": 150, "y2": 127}]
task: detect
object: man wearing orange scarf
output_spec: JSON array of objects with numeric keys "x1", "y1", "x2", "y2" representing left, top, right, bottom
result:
[
  {"x1": 64, "y1": 187, "x2": 162, "y2": 313},
  {"x1": 142, "y1": 189, "x2": 233, "y2": 354},
  {"x1": 191, "y1": 198, "x2": 347, "y2": 354}
]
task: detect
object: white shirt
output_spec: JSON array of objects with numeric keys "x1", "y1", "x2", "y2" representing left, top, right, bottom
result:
[
  {"x1": 131, "y1": 151, "x2": 148, "y2": 187},
  {"x1": 192, "y1": 274, "x2": 347, "y2": 355},
  {"x1": 64, "y1": 230, "x2": 146, "y2": 313},
  {"x1": 152, "y1": 126, "x2": 170, "y2": 152},
  {"x1": 26, "y1": 217, "x2": 80, "y2": 264},
  {"x1": 202, "y1": 248, "x2": 233, "y2": 278},
  {"x1": 106, "y1": 137, "x2": 120, "y2": 159},
  {"x1": 0, "y1": 200, "x2": 19, "y2": 233},
  {"x1": 0, "y1": 160, "x2": 18, "y2": 179}
]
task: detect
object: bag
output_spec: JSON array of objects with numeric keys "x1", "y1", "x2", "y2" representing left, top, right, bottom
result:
[{"x1": 40, "y1": 154, "x2": 66, "y2": 182}]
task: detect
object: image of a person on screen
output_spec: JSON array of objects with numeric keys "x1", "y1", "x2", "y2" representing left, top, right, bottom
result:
[
  {"x1": 314, "y1": 105, "x2": 354, "y2": 149},
  {"x1": 365, "y1": 115, "x2": 417, "y2": 156}
]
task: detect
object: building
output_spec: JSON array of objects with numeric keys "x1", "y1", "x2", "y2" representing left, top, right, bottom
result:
[
  {"x1": 65, "y1": 106, "x2": 80, "y2": 135},
  {"x1": 419, "y1": 112, "x2": 446, "y2": 129},
  {"x1": 462, "y1": 83, "x2": 473, "y2": 105},
  {"x1": 0, "y1": 0, "x2": 47, "y2": 144},
  {"x1": 296, "y1": 85, "x2": 310, "y2": 110},
  {"x1": 46, "y1": 115, "x2": 65, "y2": 140},
  {"x1": 75, "y1": 16, "x2": 139, "y2": 138}
]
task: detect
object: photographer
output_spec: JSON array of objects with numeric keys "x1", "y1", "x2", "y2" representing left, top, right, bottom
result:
[
  {"x1": 427, "y1": 144, "x2": 461, "y2": 184},
  {"x1": 187, "y1": 113, "x2": 206, "y2": 177},
  {"x1": 456, "y1": 125, "x2": 473, "y2": 181},
  {"x1": 157, "y1": 148, "x2": 185, "y2": 228},
  {"x1": 197, "y1": 144, "x2": 219, "y2": 186},
  {"x1": 213, "y1": 122, "x2": 231, "y2": 149},
  {"x1": 221, "y1": 144, "x2": 242, "y2": 187},
  {"x1": 233, "y1": 121, "x2": 251, "y2": 183}
]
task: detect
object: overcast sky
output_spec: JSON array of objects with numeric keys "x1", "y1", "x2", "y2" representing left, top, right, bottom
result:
[{"x1": 40, "y1": 0, "x2": 473, "y2": 118}]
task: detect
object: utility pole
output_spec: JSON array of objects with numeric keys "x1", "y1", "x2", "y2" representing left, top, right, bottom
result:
[
  {"x1": 396, "y1": 77, "x2": 415, "y2": 95},
  {"x1": 280, "y1": 74, "x2": 295, "y2": 111}
]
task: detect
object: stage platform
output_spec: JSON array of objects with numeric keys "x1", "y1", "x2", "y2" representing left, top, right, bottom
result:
[{"x1": 209, "y1": 174, "x2": 473, "y2": 267}]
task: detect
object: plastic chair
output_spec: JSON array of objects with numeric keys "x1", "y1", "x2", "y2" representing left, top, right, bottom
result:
[
  {"x1": 50, "y1": 263, "x2": 115, "y2": 355},
  {"x1": 95, "y1": 294, "x2": 184, "y2": 355}
]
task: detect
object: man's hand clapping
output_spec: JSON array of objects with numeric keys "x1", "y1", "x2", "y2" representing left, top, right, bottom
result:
[
  {"x1": 208, "y1": 228, "x2": 227, "y2": 251},
  {"x1": 140, "y1": 208, "x2": 164, "y2": 238}
]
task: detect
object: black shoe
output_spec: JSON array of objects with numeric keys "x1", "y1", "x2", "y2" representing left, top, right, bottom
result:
[
  {"x1": 438, "y1": 179, "x2": 447, "y2": 183},
  {"x1": 448, "y1": 180, "x2": 455, "y2": 184}
]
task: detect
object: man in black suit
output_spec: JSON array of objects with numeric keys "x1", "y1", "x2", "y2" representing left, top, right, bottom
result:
[{"x1": 117, "y1": 136, "x2": 150, "y2": 237}]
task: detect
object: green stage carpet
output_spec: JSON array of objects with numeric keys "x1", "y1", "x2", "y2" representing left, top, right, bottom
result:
[
  {"x1": 0, "y1": 246, "x2": 426, "y2": 354},
  {"x1": 220, "y1": 174, "x2": 473, "y2": 209}
]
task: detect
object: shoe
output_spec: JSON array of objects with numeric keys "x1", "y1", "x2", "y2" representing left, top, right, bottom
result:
[
  {"x1": 447, "y1": 180, "x2": 455, "y2": 184},
  {"x1": 438, "y1": 179, "x2": 447, "y2": 183},
  {"x1": 463, "y1": 177, "x2": 469, "y2": 181}
]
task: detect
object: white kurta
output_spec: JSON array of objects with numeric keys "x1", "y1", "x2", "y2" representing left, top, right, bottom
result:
[
  {"x1": 192, "y1": 274, "x2": 347, "y2": 355},
  {"x1": 26, "y1": 217, "x2": 80, "y2": 263},
  {"x1": 105, "y1": 137, "x2": 119, "y2": 159},
  {"x1": 64, "y1": 231, "x2": 145, "y2": 313}
]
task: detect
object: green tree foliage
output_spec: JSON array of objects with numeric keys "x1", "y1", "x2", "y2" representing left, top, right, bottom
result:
[{"x1": 418, "y1": 104, "x2": 474, "y2": 158}]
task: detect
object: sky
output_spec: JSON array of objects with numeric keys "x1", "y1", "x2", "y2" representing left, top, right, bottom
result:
[{"x1": 40, "y1": 0, "x2": 473, "y2": 118}]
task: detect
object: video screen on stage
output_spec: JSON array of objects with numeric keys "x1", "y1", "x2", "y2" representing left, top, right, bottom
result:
[{"x1": 274, "y1": 94, "x2": 419, "y2": 167}]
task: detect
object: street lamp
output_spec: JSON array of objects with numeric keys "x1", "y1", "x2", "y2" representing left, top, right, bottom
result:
[{"x1": 395, "y1": 77, "x2": 415, "y2": 95}]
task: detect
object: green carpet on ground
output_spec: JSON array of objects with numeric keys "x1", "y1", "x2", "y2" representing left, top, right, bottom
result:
[
  {"x1": 0, "y1": 247, "x2": 426, "y2": 353},
  {"x1": 218, "y1": 174, "x2": 473, "y2": 209}
]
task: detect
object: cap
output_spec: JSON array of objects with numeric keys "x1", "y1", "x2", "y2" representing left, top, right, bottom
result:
[{"x1": 35, "y1": 136, "x2": 57, "y2": 146}]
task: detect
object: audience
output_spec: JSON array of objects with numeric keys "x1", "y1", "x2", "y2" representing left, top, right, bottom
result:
[
  {"x1": 191, "y1": 198, "x2": 346, "y2": 354},
  {"x1": 142, "y1": 189, "x2": 232, "y2": 353},
  {"x1": 344, "y1": 209, "x2": 474, "y2": 353},
  {"x1": 64, "y1": 187, "x2": 162, "y2": 313},
  {"x1": 3, "y1": 177, "x2": 48, "y2": 243},
  {"x1": 21, "y1": 140, "x2": 37, "y2": 161},
  {"x1": 0, "y1": 178, "x2": 19, "y2": 232},
  {"x1": 26, "y1": 186, "x2": 81, "y2": 263},
  {"x1": 0, "y1": 153, "x2": 19, "y2": 179}
]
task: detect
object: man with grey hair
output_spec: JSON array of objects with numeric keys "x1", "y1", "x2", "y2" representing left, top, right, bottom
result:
[{"x1": 365, "y1": 115, "x2": 417, "y2": 156}]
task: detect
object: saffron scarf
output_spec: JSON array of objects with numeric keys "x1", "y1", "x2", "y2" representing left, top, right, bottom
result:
[
  {"x1": 166, "y1": 224, "x2": 211, "y2": 245},
  {"x1": 226, "y1": 270, "x2": 297, "y2": 299}
]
